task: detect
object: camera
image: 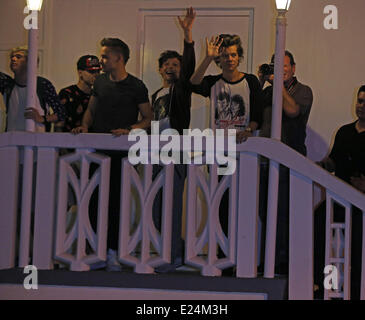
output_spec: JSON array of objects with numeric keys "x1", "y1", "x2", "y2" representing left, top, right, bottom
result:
[{"x1": 259, "y1": 63, "x2": 274, "y2": 77}]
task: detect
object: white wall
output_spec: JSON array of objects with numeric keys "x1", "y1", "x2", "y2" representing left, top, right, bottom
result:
[{"x1": 1, "y1": 0, "x2": 364, "y2": 161}]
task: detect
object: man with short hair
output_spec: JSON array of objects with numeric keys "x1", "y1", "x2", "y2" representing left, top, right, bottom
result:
[
  {"x1": 73, "y1": 38, "x2": 152, "y2": 135},
  {"x1": 59, "y1": 55, "x2": 101, "y2": 132},
  {"x1": 258, "y1": 51, "x2": 313, "y2": 155},
  {"x1": 151, "y1": 7, "x2": 196, "y2": 273},
  {"x1": 190, "y1": 34, "x2": 263, "y2": 143},
  {"x1": 73, "y1": 38, "x2": 153, "y2": 271},
  {"x1": 190, "y1": 34, "x2": 263, "y2": 272},
  {"x1": 257, "y1": 51, "x2": 313, "y2": 275},
  {"x1": 0, "y1": 46, "x2": 65, "y2": 132}
]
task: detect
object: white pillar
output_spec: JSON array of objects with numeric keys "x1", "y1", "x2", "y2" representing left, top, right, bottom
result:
[
  {"x1": 264, "y1": 12, "x2": 287, "y2": 278},
  {"x1": 25, "y1": 26, "x2": 38, "y2": 132},
  {"x1": 19, "y1": 13, "x2": 39, "y2": 266}
]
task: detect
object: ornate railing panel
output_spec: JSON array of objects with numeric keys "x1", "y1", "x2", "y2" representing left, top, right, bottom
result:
[{"x1": 54, "y1": 149, "x2": 110, "y2": 271}]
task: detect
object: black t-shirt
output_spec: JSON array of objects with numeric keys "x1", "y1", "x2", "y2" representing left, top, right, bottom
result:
[
  {"x1": 329, "y1": 121, "x2": 365, "y2": 183},
  {"x1": 59, "y1": 85, "x2": 91, "y2": 132},
  {"x1": 91, "y1": 73, "x2": 149, "y2": 133},
  {"x1": 260, "y1": 79, "x2": 313, "y2": 156}
]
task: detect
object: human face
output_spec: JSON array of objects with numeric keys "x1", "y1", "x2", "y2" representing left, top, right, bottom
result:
[
  {"x1": 79, "y1": 69, "x2": 100, "y2": 87},
  {"x1": 356, "y1": 91, "x2": 365, "y2": 121},
  {"x1": 219, "y1": 45, "x2": 240, "y2": 72},
  {"x1": 283, "y1": 55, "x2": 295, "y2": 83},
  {"x1": 10, "y1": 51, "x2": 27, "y2": 74},
  {"x1": 100, "y1": 46, "x2": 122, "y2": 73},
  {"x1": 159, "y1": 57, "x2": 181, "y2": 85}
]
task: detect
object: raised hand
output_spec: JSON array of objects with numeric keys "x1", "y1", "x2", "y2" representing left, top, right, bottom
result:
[
  {"x1": 177, "y1": 7, "x2": 196, "y2": 33},
  {"x1": 206, "y1": 36, "x2": 223, "y2": 59}
]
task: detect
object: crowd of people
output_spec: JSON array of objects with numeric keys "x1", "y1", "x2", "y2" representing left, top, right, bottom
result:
[{"x1": 0, "y1": 7, "x2": 364, "y2": 297}]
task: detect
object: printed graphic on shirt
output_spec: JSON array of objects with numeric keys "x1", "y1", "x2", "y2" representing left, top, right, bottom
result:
[
  {"x1": 211, "y1": 78, "x2": 250, "y2": 132},
  {"x1": 59, "y1": 85, "x2": 90, "y2": 131},
  {"x1": 153, "y1": 87, "x2": 170, "y2": 121}
]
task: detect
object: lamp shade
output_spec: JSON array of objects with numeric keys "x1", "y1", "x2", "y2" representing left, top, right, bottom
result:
[
  {"x1": 26, "y1": 0, "x2": 43, "y2": 11},
  {"x1": 275, "y1": 0, "x2": 291, "y2": 10}
]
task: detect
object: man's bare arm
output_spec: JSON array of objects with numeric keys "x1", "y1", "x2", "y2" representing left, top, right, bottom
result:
[
  {"x1": 134, "y1": 102, "x2": 153, "y2": 130},
  {"x1": 190, "y1": 36, "x2": 222, "y2": 85}
]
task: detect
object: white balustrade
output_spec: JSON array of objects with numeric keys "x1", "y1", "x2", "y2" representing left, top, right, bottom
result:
[
  {"x1": 185, "y1": 163, "x2": 237, "y2": 276},
  {"x1": 54, "y1": 149, "x2": 110, "y2": 271},
  {"x1": 119, "y1": 161, "x2": 174, "y2": 273},
  {"x1": 0, "y1": 133, "x2": 364, "y2": 300}
]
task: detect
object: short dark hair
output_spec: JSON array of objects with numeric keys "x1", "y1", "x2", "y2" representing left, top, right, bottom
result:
[
  {"x1": 358, "y1": 85, "x2": 365, "y2": 96},
  {"x1": 214, "y1": 34, "x2": 244, "y2": 68},
  {"x1": 100, "y1": 38, "x2": 130, "y2": 64},
  {"x1": 271, "y1": 50, "x2": 296, "y2": 66},
  {"x1": 158, "y1": 50, "x2": 182, "y2": 68}
]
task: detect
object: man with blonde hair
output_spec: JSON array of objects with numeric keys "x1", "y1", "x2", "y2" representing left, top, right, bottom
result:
[{"x1": 0, "y1": 46, "x2": 65, "y2": 132}]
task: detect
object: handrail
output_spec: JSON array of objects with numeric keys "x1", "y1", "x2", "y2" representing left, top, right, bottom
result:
[
  {"x1": 1, "y1": 132, "x2": 364, "y2": 210},
  {"x1": 238, "y1": 137, "x2": 365, "y2": 211}
]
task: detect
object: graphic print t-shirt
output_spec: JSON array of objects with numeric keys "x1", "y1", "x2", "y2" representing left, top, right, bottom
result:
[
  {"x1": 59, "y1": 85, "x2": 91, "y2": 132},
  {"x1": 191, "y1": 74, "x2": 263, "y2": 135},
  {"x1": 210, "y1": 77, "x2": 250, "y2": 132}
]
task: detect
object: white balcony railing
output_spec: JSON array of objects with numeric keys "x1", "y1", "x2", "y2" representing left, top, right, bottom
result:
[{"x1": 0, "y1": 132, "x2": 364, "y2": 300}]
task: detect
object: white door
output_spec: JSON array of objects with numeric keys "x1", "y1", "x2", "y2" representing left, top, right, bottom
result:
[{"x1": 138, "y1": 7, "x2": 254, "y2": 130}]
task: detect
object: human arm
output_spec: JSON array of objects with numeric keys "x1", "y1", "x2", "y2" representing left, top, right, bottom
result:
[
  {"x1": 0, "y1": 72, "x2": 14, "y2": 95},
  {"x1": 178, "y1": 7, "x2": 196, "y2": 81},
  {"x1": 284, "y1": 84, "x2": 313, "y2": 120},
  {"x1": 178, "y1": 7, "x2": 196, "y2": 44},
  {"x1": 190, "y1": 36, "x2": 222, "y2": 85},
  {"x1": 111, "y1": 101, "x2": 153, "y2": 136},
  {"x1": 39, "y1": 77, "x2": 66, "y2": 123},
  {"x1": 24, "y1": 108, "x2": 57, "y2": 124},
  {"x1": 282, "y1": 87, "x2": 300, "y2": 117}
]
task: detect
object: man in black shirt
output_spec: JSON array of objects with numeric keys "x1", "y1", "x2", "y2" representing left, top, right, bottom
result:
[
  {"x1": 151, "y1": 7, "x2": 196, "y2": 273},
  {"x1": 318, "y1": 85, "x2": 365, "y2": 188},
  {"x1": 73, "y1": 39, "x2": 152, "y2": 135},
  {"x1": 315, "y1": 85, "x2": 365, "y2": 299},
  {"x1": 73, "y1": 38, "x2": 153, "y2": 271},
  {"x1": 257, "y1": 51, "x2": 313, "y2": 276}
]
